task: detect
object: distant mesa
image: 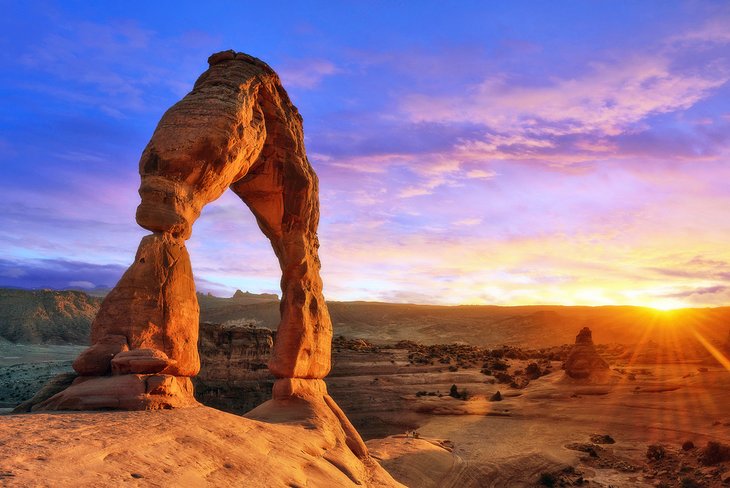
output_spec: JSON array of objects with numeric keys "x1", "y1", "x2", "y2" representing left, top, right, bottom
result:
[
  {"x1": 232, "y1": 289, "x2": 279, "y2": 301},
  {"x1": 563, "y1": 327, "x2": 609, "y2": 379}
]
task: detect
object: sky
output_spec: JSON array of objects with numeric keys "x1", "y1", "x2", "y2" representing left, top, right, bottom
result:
[{"x1": 1, "y1": 1, "x2": 729, "y2": 308}]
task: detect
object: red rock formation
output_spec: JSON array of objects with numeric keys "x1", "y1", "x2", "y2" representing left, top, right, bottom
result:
[
  {"x1": 37, "y1": 51, "x2": 341, "y2": 428},
  {"x1": 563, "y1": 327, "x2": 609, "y2": 379}
]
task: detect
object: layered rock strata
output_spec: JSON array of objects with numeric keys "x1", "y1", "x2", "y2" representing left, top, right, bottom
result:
[{"x1": 194, "y1": 322, "x2": 275, "y2": 413}]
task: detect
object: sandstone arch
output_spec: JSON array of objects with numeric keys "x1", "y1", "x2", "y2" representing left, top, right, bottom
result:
[{"x1": 37, "y1": 51, "x2": 338, "y2": 419}]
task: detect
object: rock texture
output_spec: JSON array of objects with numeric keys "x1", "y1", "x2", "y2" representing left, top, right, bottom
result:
[
  {"x1": 35, "y1": 374, "x2": 196, "y2": 411},
  {"x1": 563, "y1": 327, "x2": 610, "y2": 379},
  {"x1": 88, "y1": 233, "x2": 200, "y2": 377},
  {"x1": 0, "y1": 407, "x2": 403, "y2": 487},
  {"x1": 194, "y1": 322, "x2": 275, "y2": 413}
]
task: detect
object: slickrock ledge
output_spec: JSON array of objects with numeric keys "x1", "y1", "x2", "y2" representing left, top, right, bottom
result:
[{"x1": 0, "y1": 406, "x2": 403, "y2": 488}]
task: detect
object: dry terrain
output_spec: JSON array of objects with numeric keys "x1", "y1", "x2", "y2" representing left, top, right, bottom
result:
[
  {"x1": 1, "y1": 289, "x2": 730, "y2": 486},
  {"x1": 0, "y1": 406, "x2": 400, "y2": 487}
]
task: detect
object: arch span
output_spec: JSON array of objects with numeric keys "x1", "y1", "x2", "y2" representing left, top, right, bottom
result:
[{"x1": 37, "y1": 51, "x2": 339, "y2": 419}]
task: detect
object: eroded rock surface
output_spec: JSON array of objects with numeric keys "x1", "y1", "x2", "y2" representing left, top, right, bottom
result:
[
  {"x1": 194, "y1": 322, "x2": 275, "y2": 413},
  {"x1": 563, "y1": 327, "x2": 610, "y2": 379}
]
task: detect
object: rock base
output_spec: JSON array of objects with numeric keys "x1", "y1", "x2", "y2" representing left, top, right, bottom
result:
[
  {"x1": 34, "y1": 374, "x2": 198, "y2": 411},
  {"x1": 252, "y1": 378, "x2": 369, "y2": 460}
]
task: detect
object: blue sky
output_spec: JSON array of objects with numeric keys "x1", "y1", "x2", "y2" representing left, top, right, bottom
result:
[{"x1": 1, "y1": 1, "x2": 730, "y2": 307}]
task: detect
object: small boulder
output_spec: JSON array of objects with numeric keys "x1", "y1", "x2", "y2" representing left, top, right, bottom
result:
[{"x1": 73, "y1": 334, "x2": 129, "y2": 375}]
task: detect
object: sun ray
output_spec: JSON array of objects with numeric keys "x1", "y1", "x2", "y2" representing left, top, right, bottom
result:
[{"x1": 690, "y1": 328, "x2": 730, "y2": 371}]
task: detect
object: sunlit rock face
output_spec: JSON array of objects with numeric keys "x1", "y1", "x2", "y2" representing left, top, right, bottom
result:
[
  {"x1": 37, "y1": 50, "x2": 334, "y2": 413},
  {"x1": 563, "y1": 327, "x2": 610, "y2": 379}
]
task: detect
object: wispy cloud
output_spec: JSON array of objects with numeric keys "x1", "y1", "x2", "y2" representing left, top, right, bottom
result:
[
  {"x1": 278, "y1": 59, "x2": 339, "y2": 89},
  {"x1": 16, "y1": 18, "x2": 220, "y2": 116}
]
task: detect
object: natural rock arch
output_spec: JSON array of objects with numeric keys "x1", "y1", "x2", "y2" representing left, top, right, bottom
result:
[{"x1": 37, "y1": 52, "x2": 345, "y2": 426}]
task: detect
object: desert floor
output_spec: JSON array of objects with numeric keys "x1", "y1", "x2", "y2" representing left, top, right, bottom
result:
[
  {"x1": 365, "y1": 362, "x2": 730, "y2": 487},
  {"x1": 0, "y1": 342, "x2": 83, "y2": 409},
  {"x1": 2, "y1": 346, "x2": 729, "y2": 487}
]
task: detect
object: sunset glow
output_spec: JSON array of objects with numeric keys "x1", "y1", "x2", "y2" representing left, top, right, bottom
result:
[{"x1": 1, "y1": 2, "x2": 729, "y2": 307}]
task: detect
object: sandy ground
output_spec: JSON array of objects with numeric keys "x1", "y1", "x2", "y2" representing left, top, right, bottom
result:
[{"x1": 364, "y1": 363, "x2": 730, "y2": 487}]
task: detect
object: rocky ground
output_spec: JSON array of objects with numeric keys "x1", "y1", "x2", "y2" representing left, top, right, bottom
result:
[{"x1": 3, "y1": 330, "x2": 730, "y2": 486}]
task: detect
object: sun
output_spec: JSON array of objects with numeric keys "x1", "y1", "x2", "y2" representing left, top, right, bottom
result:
[{"x1": 645, "y1": 300, "x2": 686, "y2": 312}]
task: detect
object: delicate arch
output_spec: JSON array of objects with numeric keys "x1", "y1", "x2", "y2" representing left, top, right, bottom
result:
[{"x1": 38, "y1": 50, "x2": 334, "y2": 409}]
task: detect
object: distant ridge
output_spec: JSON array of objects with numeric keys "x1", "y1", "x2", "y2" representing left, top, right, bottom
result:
[
  {"x1": 232, "y1": 289, "x2": 279, "y2": 301},
  {"x1": 1, "y1": 287, "x2": 728, "y2": 349},
  {"x1": 0, "y1": 288, "x2": 101, "y2": 344}
]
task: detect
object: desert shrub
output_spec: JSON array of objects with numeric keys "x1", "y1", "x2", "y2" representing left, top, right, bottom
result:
[
  {"x1": 680, "y1": 477, "x2": 701, "y2": 488},
  {"x1": 448, "y1": 365, "x2": 458, "y2": 372},
  {"x1": 222, "y1": 317, "x2": 263, "y2": 328},
  {"x1": 699, "y1": 441, "x2": 730, "y2": 465},
  {"x1": 538, "y1": 472, "x2": 557, "y2": 487},
  {"x1": 681, "y1": 440, "x2": 695, "y2": 451},
  {"x1": 646, "y1": 444, "x2": 666, "y2": 461},
  {"x1": 448, "y1": 384, "x2": 468, "y2": 400},
  {"x1": 416, "y1": 391, "x2": 427, "y2": 397},
  {"x1": 481, "y1": 368, "x2": 491, "y2": 376},
  {"x1": 526, "y1": 362, "x2": 542, "y2": 379},
  {"x1": 504, "y1": 348, "x2": 524, "y2": 359},
  {"x1": 494, "y1": 372, "x2": 513, "y2": 384},
  {"x1": 491, "y1": 360, "x2": 509, "y2": 371},
  {"x1": 489, "y1": 391, "x2": 502, "y2": 402}
]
